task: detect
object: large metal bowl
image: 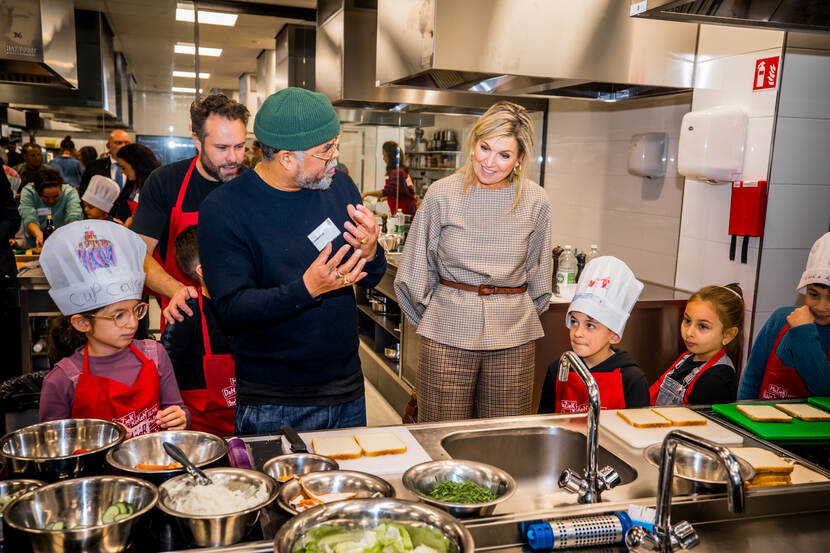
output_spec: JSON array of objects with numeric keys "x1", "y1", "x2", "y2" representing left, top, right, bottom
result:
[
  {"x1": 644, "y1": 443, "x2": 756, "y2": 487},
  {"x1": 402, "y1": 460, "x2": 516, "y2": 518},
  {"x1": 0, "y1": 418, "x2": 127, "y2": 481},
  {"x1": 0, "y1": 479, "x2": 45, "y2": 542},
  {"x1": 274, "y1": 498, "x2": 474, "y2": 553},
  {"x1": 106, "y1": 430, "x2": 228, "y2": 484},
  {"x1": 157, "y1": 467, "x2": 278, "y2": 547},
  {"x1": 277, "y1": 470, "x2": 395, "y2": 515},
  {"x1": 262, "y1": 453, "x2": 339, "y2": 483},
  {"x1": 3, "y1": 475, "x2": 158, "y2": 553}
]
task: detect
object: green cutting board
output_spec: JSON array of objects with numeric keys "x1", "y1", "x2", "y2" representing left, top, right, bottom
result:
[
  {"x1": 712, "y1": 403, "x2": 830, "y2": 442},
  {"x1": 808, "y1": 396, "x2": 830, "y2": 412}
]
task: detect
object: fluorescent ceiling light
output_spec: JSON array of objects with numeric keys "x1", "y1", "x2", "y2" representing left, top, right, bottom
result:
[
  {"x1": 176, "y1": 5, "x2": 238, "y2": 26},
  {"x1": 173, "y1": 70, "x2": 210, "y2": 79},
  {"x1": 172, "y1": 87, "x2": 203, "y2": 93},
  {"x1": 174, "y1": 43, "x2": 222, "y2": 57}
]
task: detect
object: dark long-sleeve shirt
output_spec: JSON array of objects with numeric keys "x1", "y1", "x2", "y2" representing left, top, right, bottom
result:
[
  {"x1": 0, "y1": 168, "x2": 21, "y2": 276},
  {"x1": 198, "y1": 169, "x2": 386, "y2": 406}
]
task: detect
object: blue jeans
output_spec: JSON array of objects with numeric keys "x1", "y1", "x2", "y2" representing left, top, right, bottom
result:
[{"x1": 235, "y1": 396, "x2": 367, "y2": 435}]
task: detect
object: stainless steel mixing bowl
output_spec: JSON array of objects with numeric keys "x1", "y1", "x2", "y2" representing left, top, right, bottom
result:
[
  {"x1": 262, "y1": 453, "x2": 339, "y2": 483},
  {"x1": 402, "y1": 459, "x2": 516, "y2": 518},
  {"x1": 644, "y1": 443, "x2": 756, "y2": 487},
  {"x1": 277, "y1": 470, "x2": 395, "y2": 515},
  {"x1": 3, "y1": 475, "x2": 158, "y2": 553},
  {"x1": 106, "y1": 430, "x2": 228, "y2": 484},
  {"x1": 0, "y1": 418, "x2": 127, "y2": 481},
  {"x1": 274, "y1": 498, "x2": 474, "y2": 553},
  {"x1": 157, "y1": 467, "x2": 278, "y2": 547},
  {"x1": 0, "y1": 479, "x2": 45, "y2": 542}
]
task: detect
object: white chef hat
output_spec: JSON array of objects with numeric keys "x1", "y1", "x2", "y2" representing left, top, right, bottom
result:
[
  {"x1": 797, "y1": 232, "x2": 830, "y2": 292},
  {"x1": 566, "y1": 256, "x2": 644, "y2": 338},
  {"x1": 82, "y1": 175, "x2": 120, "y2": 213},
  {"x1": 40, "y1": 220, "x2": 147, "y2": 315}
]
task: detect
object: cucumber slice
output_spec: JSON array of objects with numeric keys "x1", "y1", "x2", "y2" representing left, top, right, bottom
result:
[
  {"x1": 124, "y1": 503, "x2": 134, "y2": 515},
  {"x1": 102, "y1": 504, "x2": 120, "y2": 523},
  {"x1": 116, "y1": 502, "x2": 128, "y2": 515},
  {"x1": 46, "y1": 521, "x2": 65, "y2": 530},
  {"x1": 113, "y1": 513, "x2": 131, "y2": 521}
]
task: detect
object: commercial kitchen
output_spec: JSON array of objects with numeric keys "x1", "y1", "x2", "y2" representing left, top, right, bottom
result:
[{"x1": 1, "y1": 1, "x2": 830, "y2": 552}]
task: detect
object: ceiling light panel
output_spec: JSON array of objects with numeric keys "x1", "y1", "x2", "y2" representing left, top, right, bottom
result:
[
  {"x1": 172, "y1": 87, "x2": 203, "y2": 93},
  {"x1": 174, "y1": 43, "x2": 222, "y2": 57},
  {"x1": 173, "y1": 70, "x2": 210, "y2": 79},
  {"x1": 176, "y1": 5, "x2": 238, "y2": 26}
]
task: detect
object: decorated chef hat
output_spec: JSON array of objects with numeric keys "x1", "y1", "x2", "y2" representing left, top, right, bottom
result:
[
  {"x1": 566, "y1": 256, "x2": 644, "y2": 338},
  {"x1": 797, "y1": 232, "x2": 830, "y2": 292},
  {"x1": 82, "y1": 175, "x2": 120, "y2": 214},
  {"x1": 40, "y1": 220, "x2": 146, "y2": 315}
]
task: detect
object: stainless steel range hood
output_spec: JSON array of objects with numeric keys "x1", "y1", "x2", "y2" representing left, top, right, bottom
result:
[
  {"x1": 0, "y1": 0, "x2": 78, "y2": 88},
  {"x1": 376, "y1": 0, "x2": 699, "y2": 102},
  {"x1": 629, "y1": 0, "x2": 830, "y2": 34},
  {"x1": 315, "y1": 0, "x2": 547, "y2": 116}
]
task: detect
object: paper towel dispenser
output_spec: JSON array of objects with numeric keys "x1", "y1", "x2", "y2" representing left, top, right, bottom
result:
[
  {"x1": 628, "y1": 132, "x2": 667, "y2": 178},
  {"x1": 678, "y1": 106, "x2": 747, "y2": 183}
]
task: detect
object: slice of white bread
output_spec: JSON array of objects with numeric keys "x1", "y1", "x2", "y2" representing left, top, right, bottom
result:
[
  {"x1": 736, "y1": 404, "x2": 792, "y2": 422},
  {"x1": 789, "y1": 463, "x2": 829, "y2": 484},
  {"x1": 650, "y1": 407, "x2": 707, "y2": 426},
  {"x1": 354, "y1": 432, "x2": 407, "y2": 457},
  {"x1": 311, "y1": 436, "x2": 362, "y2": 460},
  {"x1": 774, "y1": 403, "x2": 830, "y2": 421},
  {"x1": 731, "y1": 447, "x2": 794, "y2": 475},
  {"x1": 617, "y1": 409, "x2": 671, "y2": 428}
]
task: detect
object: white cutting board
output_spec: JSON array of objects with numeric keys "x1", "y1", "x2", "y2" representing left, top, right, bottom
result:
[
  {"x1": 282, "y1": 426, "x2": 432, "y2": 476},
  {"x1": 600, "y1": 409, "x2": 744, "y2": 449}
]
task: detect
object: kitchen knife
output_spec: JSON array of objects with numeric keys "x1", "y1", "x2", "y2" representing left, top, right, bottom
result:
[{"x1": 281, "y1": 425, "x2": 309, "y2": 453}]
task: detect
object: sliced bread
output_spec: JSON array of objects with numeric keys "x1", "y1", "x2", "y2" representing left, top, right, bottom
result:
[
  {"x1": 789, "y1": 464, "x2": 829, "y2": 484},
  {"x1": 774, "y1": 403, "x2": 830, "y2": 421},
  {"x1": 650, "y1": 407, "x2": 707, "y2": 426},
  {"x1": 730, "y1": 447, "x2": 794, "y2": 475},
  {"x1": 311, "y1": 436, "x2": 362, "y2": 460},
  {"x1": 354, "y1": 432, "x2": 407, "y2": 457},
  {"x1": 617, "y1": 408, "x2": 671, "y2": 428},
  {"x1": 736, "y1": 404, "x2": 793, "y2": 422}
]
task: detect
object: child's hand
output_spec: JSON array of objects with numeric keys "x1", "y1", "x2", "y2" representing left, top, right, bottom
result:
[
  {"x1": 786, "y1": 305, "x2": 815, "y2": 327},
  {"x1": 157, "y1": 405, "x2": 187, "y2": 430}
]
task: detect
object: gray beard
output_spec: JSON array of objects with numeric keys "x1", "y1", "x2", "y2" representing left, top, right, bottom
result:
[{"x1": 297, "y1": 159, "x2": 336, "y2": 190}]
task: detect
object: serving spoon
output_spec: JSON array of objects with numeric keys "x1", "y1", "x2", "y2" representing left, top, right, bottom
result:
[{"x1": 163, "y1": 442, "x2": 213, "y2": 486}]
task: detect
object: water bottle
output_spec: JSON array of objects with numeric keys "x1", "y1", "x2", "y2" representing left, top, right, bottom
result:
[
  {"x1": 556, "y1": 245, "x2": 577, "y2": 296},
  {"x1": 586, "y1": 244, "x2": 600, "y2": 264}
]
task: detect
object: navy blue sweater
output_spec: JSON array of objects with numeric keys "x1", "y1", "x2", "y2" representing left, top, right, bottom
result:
[{"x1": 198, "y1": 170, "x2": 386, "y2": 406}]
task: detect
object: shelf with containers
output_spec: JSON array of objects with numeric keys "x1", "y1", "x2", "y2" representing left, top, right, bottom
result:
[{"x1": 408, "y1": 150, "x2": 461, "y2": 195}]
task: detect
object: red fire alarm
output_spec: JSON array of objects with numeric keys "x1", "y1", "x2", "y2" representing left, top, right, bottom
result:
[{"x1": 753, "y1": 56, "x2": 779, "y2": 91}]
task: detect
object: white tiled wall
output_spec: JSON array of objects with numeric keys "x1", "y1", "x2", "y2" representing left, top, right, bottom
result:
[{"x1": 545, "y1": 95, "x2": 691, "y2": 286}]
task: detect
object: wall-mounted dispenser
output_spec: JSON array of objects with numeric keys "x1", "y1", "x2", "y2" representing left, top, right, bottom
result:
[
  {"x1": 678, "y1": 106, "x2": 748, "y2": 183},
  {"x1": 628, "y1": 132, "x2": 667, "y2": 178}
]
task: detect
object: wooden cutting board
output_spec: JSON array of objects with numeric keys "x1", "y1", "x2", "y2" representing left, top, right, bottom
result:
[
  {"x1": 283, "y1": 426, "x2": 432, "y2": 476},
  {"x1": 600, "y1": 409, "x2": 744, "y2": 449}
]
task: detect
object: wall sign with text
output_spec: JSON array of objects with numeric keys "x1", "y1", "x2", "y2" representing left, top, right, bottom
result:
[{"x1": 753, "y1": 56, "x2": 779, "y2": 91}]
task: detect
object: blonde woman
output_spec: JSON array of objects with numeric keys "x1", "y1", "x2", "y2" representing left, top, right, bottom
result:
[{"x1": 394, "y1": 101, "x2": 552, "y2": 422}]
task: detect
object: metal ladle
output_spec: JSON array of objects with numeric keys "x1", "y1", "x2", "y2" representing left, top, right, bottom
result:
[{"x1": 163, "y1": 442, "x2": 213, "y2": 486}]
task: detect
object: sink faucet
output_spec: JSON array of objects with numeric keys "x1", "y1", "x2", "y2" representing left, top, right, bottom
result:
[
  {"x1": 625, "y1": 430, "x2": 747, "y2": 552},
  {"x1": 556, "y1": 351, "x2": 621, "y2": 504}
]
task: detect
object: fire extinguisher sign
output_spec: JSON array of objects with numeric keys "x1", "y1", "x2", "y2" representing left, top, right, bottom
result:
[{"x1": 753, "y1": 56, "x2": 780, "y2": 91}]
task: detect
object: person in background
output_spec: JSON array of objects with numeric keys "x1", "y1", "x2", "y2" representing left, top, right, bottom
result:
[
  {"x1": 198, "y1": 87, "x2": 384, "y2": 434},
  {"x1": 249, "y1": 140, "x2": 263, "y2": 166},
  {"x1": 395, "y1": 101, "x2": 552, "y2": 422},
  {"x1": 1, "y1": 138, "x2": 24, "y2": 167},
  {"x1": 4, "y1": 165, "x2": 21, "y2": 197},
  {"x1": 362, "y1": 141, "x2": 417, "y2": 216},
  {"x1": 79, "y1": 146, "x2": 98, "y2": 172},
  {"x1": 539, "y1": 257, "x2": 649, "y2": 413},
  {"x1": 650, "y1": 284, "x2": 743, "y2": 405},
  {"x1": 114, "y1": 142, "x2": 161, "y2": 223},
  {"x1": 81, "y1": 175, "x2": 121, "y2": 222},
  {"x1": 38, "y1": 220, "x2": 189, "y2": 436},
  {"x1": 0, "y1": 168, "x2": 22, "y2": 381},
  {"x1": 739, "y1": 232, "x2": 830, "y2": 399},
  {"x1": 48, "y1": 136, "x2": 83, "y2": 188},
  {"x1": 78, "y1": 129, "x2": 132, "y2": 196},
  {"x1": 161, "y1": 225, "x2": 235, "y2": 436},
  {"x1": 14, "y1": 143, "x2": 44, "y2": 187},
  {"x1": 18, "y1": 167, "x2": 82, "y2": 249}
]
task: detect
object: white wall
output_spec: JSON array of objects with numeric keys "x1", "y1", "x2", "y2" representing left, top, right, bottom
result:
[
  {"x1": 133, "y1": 91, "x2": 194, "y2": 137},
  {"x1": 544, "y1": 95, "x2": 691, "y2": 286}
]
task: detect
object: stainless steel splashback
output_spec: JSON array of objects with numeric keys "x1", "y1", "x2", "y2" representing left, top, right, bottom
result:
[{"x1": 377, "y1": 0, "x2": 699, "y2": 101}]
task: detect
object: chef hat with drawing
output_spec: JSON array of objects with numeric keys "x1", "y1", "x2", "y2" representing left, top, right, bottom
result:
[
  {"x1": 797, "y1": 232, "x2": 830, "y2": 292},
  {"x1": 40, "y1": 220, "x2": 147, "y2": 315},
  {"x1": 566, "y1": 256, "x2": 644, "y2": 338}
]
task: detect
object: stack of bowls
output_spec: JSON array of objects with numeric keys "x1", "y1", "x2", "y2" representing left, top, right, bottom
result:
[
  {"x1": 276, "y1": 470, "x2": 395, "y2": 515},
  {"x1": 262, "y1": 453, "x2": 339, "y2": 483},
  {"x1": 0, "y1": 479, "x2": 45, "y2": 542}
]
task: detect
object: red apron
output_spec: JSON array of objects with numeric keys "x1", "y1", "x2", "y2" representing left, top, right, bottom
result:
[
  {"x1": 758, "y1": 324, "x2": 830, "y2": 399},
  {"x1": 71, "y1": 344, "x2": 162, "y2": 437},
  {"x1": 385, "y1": 174, "x2": 417, "y2": 215},
  {"x1": 555, "y1": 368, "x2": 626, "y2": 413},
  {"x1": 179, "y1": 293, "x2": 237, "y2": 436},
  {"x1": 649, "y1": 349, "x2": 728, "y2": 405}
]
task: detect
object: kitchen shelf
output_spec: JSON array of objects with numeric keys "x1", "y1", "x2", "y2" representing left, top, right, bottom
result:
[{"x1": 356, "y1": 304, "x2": 401, "y2": 340}]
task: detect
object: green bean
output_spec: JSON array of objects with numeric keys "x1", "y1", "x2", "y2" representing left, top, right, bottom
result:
[{"x1": 427, "y1": 479, "x2": 496, "y2": 503}]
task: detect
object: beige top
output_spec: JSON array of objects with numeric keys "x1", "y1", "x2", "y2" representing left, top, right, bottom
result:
[{"x1": 394, "y1": 173, "x2": 552, "y2": 351}]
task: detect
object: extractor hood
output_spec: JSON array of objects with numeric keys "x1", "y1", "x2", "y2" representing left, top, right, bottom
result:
[
  {"x1": 629, "y1": 0, "x2": 830, "y2": 34},
  {"x1": 315, "y1": 0, "x2": 547, "y2": 116},
  {"x1": 376, "y1": 0, "x2": 699, "y2": 102},
  {"x1": 0, "y1": 0, "x2": 78, "y2": 88}
]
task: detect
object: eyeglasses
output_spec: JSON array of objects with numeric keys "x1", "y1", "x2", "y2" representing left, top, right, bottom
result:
[
  {"x1": 309, "y1": 135, "x2": 341, "y2": 162},
  {"x1": 88, "y1": 302, "x2": 149, "y2": 328}
]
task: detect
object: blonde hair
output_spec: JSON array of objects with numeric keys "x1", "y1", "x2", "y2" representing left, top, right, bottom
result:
[{"x1": 459, "y1": 101, "x2": 535, "y2": 210}]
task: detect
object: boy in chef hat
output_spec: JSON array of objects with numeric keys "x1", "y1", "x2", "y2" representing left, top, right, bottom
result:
[
  {"x1": 38, "y1": 220, "x2": 189, "y2": 436},
  {"x1": 81, "y1": 175, "x2": 120, "y2": 221},
  {"x1": 538, "y1": 256, "x2": 649, "y2": 414},
  {"x1": 739, "y1": 232, "x2": 830, "y2": 399}
]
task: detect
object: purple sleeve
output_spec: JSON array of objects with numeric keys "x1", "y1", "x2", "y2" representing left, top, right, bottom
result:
[
  {"x1": 154, "y1": 344, "x2": 191, "y2": 428},
  {"x1": 38, "y1": 366, "x2": 75, "y2": 422}
]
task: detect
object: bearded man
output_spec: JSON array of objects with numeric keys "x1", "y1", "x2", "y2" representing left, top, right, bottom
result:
[
  {"x1": 198, "y1": 87, "x2": 386, "y2": 434},
  {"x1": 132, "y1": 94, "x2": 249, "y2": 326}
]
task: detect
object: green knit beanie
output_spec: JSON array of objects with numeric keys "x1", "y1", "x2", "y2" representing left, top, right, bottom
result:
[{"x1": 254, "y1": 87, "x2": 340, "y2": 152}]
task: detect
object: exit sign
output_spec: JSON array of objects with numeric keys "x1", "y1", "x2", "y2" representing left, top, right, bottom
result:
[{"x1": 753, "y1": 56, "x2": 779, "y2": 91}]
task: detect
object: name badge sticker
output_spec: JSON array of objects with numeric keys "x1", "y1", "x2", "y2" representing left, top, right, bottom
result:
[
  {"x1": 37, "y1": 207, "x2": 52, "y2": 216},
  {"x1": 308, "y1": 218, "x2": 341, "y2": 251}
]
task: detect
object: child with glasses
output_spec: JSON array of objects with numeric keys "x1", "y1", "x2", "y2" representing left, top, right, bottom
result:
[{"x1": 38, "y1": 220, "x2": 189, "y2": 436}]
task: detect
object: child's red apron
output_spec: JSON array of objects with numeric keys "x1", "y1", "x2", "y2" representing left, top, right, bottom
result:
[
  {"x1": 555, "y1": 368, "x2": 626, "y2": 413},
  {"x1": 758, "y1": 324, "x2": 830, "y2": 399}
]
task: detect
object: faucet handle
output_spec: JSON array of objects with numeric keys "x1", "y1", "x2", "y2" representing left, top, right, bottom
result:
[
  {"x1": 670, "y1": 520, "x2": 699, "y2": 550},
  {"x1": 597, "y1": 465, "x2": 621, "y2": 490},
  {"x1": 624, "y1": 526, "x2": 661, "y2": 552},
  {"x1": 558, "y1": 468, "x2": 588, "y2": 496}
]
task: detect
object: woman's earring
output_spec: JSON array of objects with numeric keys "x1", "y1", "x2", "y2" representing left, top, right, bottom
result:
[
  {"x1": 512, "y1": 164, "x2": 521, "y2": 179},
  {"x1": 722, "y1": 340, "x2": 728, "y2": 345}
]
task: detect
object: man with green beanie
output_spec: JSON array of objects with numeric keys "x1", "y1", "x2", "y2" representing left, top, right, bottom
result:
[{"x1": 198, "y1": 87, "x2": 386, "y2": 434}]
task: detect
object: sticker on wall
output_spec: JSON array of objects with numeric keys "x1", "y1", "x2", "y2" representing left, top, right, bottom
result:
[{"x1": 753, "y1": 56, "x2": 779, "y2": 91}]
